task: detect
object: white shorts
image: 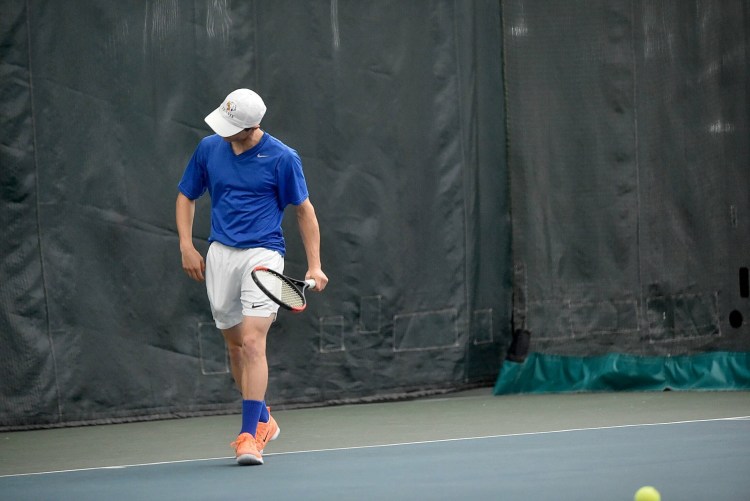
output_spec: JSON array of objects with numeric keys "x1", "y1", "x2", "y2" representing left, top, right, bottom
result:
[{"x1": 205, "y1": 242, "x2": 284, "y2": 329}]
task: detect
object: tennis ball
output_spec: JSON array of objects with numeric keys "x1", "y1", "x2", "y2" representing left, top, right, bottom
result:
[{"x1": 634, "y1": 486, "x2": 661, "y2": 501}]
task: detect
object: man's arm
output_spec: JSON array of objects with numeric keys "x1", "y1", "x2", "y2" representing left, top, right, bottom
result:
[
  {"x1": 295, "y1": 198, "x2": 328, "y2": 291},
  {"x1": 176, "y1": 192, "x2": 206, "y2": 282}
]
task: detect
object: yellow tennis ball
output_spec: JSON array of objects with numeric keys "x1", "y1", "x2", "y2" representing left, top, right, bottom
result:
[{"x1": 634, "y1": 486, "x2": 661, "y2": 501}]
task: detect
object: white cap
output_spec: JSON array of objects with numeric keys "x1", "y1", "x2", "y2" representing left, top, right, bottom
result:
[{"x1": 204, "y1": 89, "x2": 267, "y2": 137}]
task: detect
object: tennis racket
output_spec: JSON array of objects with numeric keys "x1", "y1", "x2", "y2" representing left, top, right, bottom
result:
[{"x1": 251, "y1": 267, "x2": 316, "y2": 312}]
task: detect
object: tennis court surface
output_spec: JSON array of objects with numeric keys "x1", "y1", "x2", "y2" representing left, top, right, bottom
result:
[{"x1": 2, "y1": 389, "x2": 749, "y2": 500}]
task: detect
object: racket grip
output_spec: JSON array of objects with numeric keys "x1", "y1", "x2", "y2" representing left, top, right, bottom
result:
[{"x1": 305, "y1": 279, "x2": 317, "y2": 288}]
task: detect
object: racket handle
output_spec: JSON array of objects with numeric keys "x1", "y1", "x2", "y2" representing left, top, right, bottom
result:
[{"x1": 305, "y1": 279, "x2": 317, "y2": 288}]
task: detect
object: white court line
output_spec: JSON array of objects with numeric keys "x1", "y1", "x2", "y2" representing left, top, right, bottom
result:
[
  {"x1": 0, "y1": 456, "x2": 234, "y2": 479},
  {"x1": 2, "y1": 415, "x2": 748, "y2": 479},
  {"x1": 268, "y1": 414, "x2": 750, "y2": 456}
]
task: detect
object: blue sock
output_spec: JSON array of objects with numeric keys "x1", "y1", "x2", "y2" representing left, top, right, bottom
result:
[
  {"x1": 240, "y1": 400, "x2": 265, "y2": 436},
  {"x1": 259, "y1": 401, "x2": 270, "y2": 423}
]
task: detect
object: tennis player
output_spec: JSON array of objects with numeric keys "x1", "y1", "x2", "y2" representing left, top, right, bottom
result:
[{"x1": 176, "y1": 88, "x2": 328, "y2": 465}]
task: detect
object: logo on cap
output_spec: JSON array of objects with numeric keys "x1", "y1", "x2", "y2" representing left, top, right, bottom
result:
[{"x1": 224, "y1": 100, "x2": 238, "y2": 118}]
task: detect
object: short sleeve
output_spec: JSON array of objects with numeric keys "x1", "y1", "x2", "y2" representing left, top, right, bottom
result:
[
  {"x1": 276, "y1": 150, "x2": 309, "y2": 208},
  {"x1": 178, "y1": 142, "x2": 208, "y2": 200}
]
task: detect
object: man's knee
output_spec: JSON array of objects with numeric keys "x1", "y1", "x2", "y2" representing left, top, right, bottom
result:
[{"x1": 240, "y1": 335, "x2": 266, "y2": 362}]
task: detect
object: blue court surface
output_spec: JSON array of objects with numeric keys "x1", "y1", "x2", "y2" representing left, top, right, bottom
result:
[{"x1": 1, "y1": 391, "x2": 749, "y2": 500}]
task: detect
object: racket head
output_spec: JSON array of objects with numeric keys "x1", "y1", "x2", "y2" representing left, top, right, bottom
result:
[{"x1": 251, "y1": 267, "x2": 309, "y2": 312}]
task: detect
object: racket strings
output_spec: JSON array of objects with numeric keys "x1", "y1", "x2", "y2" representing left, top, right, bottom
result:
[
  {"x1": 256, "y1": 271, "x2": 305, "y2": 309},
  {"x1": 278, "y1": 280, "x2": 305, "y2": 308}
]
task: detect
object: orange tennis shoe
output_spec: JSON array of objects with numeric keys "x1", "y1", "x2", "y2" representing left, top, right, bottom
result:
[
  {"x1": 255, "y1": 407, "x2": 280, "y2": 453},
  {"x1": 231, "y1": 432, "x2": 263, "y2": 465}
]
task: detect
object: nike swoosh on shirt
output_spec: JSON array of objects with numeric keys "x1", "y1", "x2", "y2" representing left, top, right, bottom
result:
[{"x1": 257, "y1": 154, "x2": 270, "y2": 158}]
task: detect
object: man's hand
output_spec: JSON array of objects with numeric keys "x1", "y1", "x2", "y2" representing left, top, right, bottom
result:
[
  {"x1": 181, "y1": 246, "x2": 206, "y2": 282},
  {"x1": 306, "y1": 268, "x2": 329, "y2": 292}
]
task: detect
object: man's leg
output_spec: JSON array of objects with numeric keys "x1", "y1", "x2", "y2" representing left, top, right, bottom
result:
[
  {"x1": 223, "y1": 315, "x2": 273, "y2": 465},
  {"x1": 225, "y1": 347, "x2": 270, "y2": 426},
  {"x1": 223, "y1": 315, "x2": 272, "y2": 398},
  {"x1": 207, "y1": 245, "x2": 283, "y2": 464}
]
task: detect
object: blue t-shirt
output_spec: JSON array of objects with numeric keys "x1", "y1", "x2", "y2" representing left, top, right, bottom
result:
[{"x1": 178, "y1": 133, "x2": 309, "y2": 254}]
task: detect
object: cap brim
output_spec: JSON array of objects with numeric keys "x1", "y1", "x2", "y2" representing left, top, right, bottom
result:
[{"x1": 204, "y1": 108, "x2": 244, "y2": 137}]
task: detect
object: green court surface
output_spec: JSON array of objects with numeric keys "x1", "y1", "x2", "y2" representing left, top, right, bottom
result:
[{"x1": 1, "y1": 389, "x2": 749, "y2": 500}]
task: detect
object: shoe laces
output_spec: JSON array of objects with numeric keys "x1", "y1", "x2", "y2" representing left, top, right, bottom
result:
[{"x1": 231, "y1": 433, "x2": 253, "y2": 449}]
